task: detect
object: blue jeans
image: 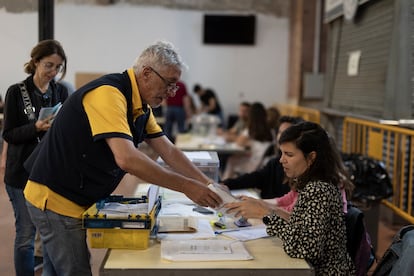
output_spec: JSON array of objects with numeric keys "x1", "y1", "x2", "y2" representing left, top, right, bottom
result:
[
  {"x1": 6, "y1": 184, "x2": 36, "y2": 276},
  {"x1": 165, "y1": 106, "x2": 187, "y2": 141},
  {"x1": 26, "y1": 201, "x2": 92, "y2": 276}
]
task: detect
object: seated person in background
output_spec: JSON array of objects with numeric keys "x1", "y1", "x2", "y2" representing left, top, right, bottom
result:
[
  {"x1": 0, "y1": 94, "x2": 4, "y2": 113},
  {"x1": 193, "y1": 83, "x2": 224, "y2": 127},
  {"x1": 223, "y1": 101, "x2": 250, "y2": 142},
  {"x1": 221, "y1": 115, "x2": 304, "y2": 199},
  {"x1": 260, "y1": 115, "x2": 305, "y2": 165},
  {"x1": 221, "y1": 102, "x2": 274, "y2": 180},
  {"x1": 266, "y1": 106, "x2": 281, "y2": 141},
  {"x1": 225, "y1": 122, "x2": 356, "y2": 275}
]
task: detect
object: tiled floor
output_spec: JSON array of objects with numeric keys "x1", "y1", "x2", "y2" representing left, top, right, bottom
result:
[{"x1": 0, "y1": 171, "x2": 408, "y2": 275}]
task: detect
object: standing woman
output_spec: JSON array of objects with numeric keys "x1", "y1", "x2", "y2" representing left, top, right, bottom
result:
[
  {"x1": 226, "y1": 122, "x2": 355, "y2": 275},
  {"x1": 2, "y1": 39, "x2": 69, "y2": 276}
]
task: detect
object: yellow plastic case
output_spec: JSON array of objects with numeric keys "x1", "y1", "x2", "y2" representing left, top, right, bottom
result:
[{"x1": 82, "y1": 195, "x2": 161, "y2": 249}]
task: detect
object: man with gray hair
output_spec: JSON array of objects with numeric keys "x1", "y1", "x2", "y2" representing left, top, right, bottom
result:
[{"x1": 23, "y1": 41, "x2": 222, "y2": 275}]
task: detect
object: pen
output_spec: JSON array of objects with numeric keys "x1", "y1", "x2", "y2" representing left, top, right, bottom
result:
[{"x1": 215, "y1": 228, "x2": 240, "y2": 235}]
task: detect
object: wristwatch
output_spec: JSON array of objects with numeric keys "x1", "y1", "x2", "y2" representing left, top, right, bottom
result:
[{"x1": 262, "y1": 211, "x2": 275, "y2": 225}]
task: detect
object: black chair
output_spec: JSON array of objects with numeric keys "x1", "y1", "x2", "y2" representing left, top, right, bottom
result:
[{"x1": 345, "y1": 203, "x2": 375, "y2": 276}]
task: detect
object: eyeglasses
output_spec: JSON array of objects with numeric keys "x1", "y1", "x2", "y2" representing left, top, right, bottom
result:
[
  {"x1": 41, "y1": 62, "x2": 64, "y2": 73},
  {"x1": 148, "y1": 67, "x2": 179, "y2": 95}
]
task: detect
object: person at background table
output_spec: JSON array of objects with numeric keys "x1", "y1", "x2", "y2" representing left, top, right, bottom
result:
[
  {"x1": 23, "y1": 41, "x2": 222, "y2": 276},
  {"x1": 221, "y1": 115, "x2": 304, "y2": 199},
  {"x1": 226, "y1": 121, "x2": 355, "y2": 275},
  {"x1": 223, "y1": 101, "x2": 250, "y2": 142},
  {"x1": 221, "y1": 102, "x2": 274, "y2": 180},
  {"x1": 2, "y1": 39, "x2": 69, "y2": 276},
  {"x1": 193, "y1": 83, "x2": 224, "y2": 127},
  {"x1": 164, "y1": 80, "x2": 192, "y2": 142},
  {"x1": 0, "y1": 94, "x2": 4, "y2": 113},
  {"x1": 266, "y1": 106, "x2": 281, "y2": 142}
]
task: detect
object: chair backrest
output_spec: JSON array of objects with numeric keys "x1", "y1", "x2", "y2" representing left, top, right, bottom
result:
[
  {"x1": 226, "y1": 114, "x2": 239, "y2": 130},
  {"x1": 258, "y1": 143, "x2": 277, "y2": 169},
  {"x1": 245, "y1": 140, "x2": 272, "y2": 172},
  {"x1": 345, "y1": 203, "x2": 375, "y2": 276}
]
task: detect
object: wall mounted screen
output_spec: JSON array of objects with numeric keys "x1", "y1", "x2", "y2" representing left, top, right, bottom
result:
[{"x1": 203, "y1": 14, "x2": 256, "y2": 45}]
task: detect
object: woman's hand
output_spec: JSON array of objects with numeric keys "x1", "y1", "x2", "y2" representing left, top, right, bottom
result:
[
  {"x1": 224, "y1": 196, "x2": 271, "y2": 219},
  {"x1": 35, "y1": 115, "x2": 53, "y2": 132}
]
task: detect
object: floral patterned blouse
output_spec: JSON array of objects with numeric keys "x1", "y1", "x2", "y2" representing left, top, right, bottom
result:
[{"x1": 264, "y1": 180, "x2": 356, "y2": 275}]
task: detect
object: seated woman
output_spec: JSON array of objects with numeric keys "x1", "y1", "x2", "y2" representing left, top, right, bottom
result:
[
  {"x1": 221, "y1": 102, "x2": 273, "y2": 179},
  {"x1": 225, "y1": 122, "x2": 355, "y2": 275}
]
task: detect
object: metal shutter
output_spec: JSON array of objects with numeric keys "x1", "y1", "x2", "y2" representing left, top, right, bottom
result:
[{"x1": 329, "y1": 0, "x2": 394, "y2": 117}]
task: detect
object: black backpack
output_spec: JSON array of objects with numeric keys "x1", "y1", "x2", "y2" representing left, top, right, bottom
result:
[
  {"x1": 341, "y1": 153, "x2": 393, "y2": 203},
  {"x1": 372, "y1": 225, "x2": 414, "y2": 276}
]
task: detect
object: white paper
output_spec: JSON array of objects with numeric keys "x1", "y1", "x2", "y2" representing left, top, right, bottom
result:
[
  {"x1": 183, "y1": 151, "x2": 212, "y2": 160},
  {"x1": 160, "y1": 188, "x2": 194, "y2": 205},
  {"x1": 39, "y1": 102, "x2": 62, "y2": 120},
  {"x1": 147, "y1": 184, "x2": 160, "y2": 213},
  {"x1": 347, "y1": 50, "x2": 361, "y2": 76},
  {"x1": 221, "y1": 225, "x2": 269, "y2": 241},
  {"x1": 208, "y1": 183, "x2": 240, "y2": 218},
  {"x1": 161, "y1": 239, "x2": 253, "y2": 261},
  {"x1": 99, "y1": 202, "x2": 148, "y2": 218}
]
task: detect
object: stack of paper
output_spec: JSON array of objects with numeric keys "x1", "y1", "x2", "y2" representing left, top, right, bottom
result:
[{"x1": 161, "y1": 239, "x2": 253, "y2": 261}]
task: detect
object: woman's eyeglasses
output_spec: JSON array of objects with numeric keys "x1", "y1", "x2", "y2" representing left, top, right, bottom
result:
[{"x1": 41, "y1": 62, "x2": 64, "y2": 73}]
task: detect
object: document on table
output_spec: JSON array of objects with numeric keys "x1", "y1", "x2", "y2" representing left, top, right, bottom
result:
[
  {"x1": 161, "y1": 239, "x2": 253, "y2": 261},
  {"x1": 220, "y1": 224, "x2": 269, "y2": 241}
]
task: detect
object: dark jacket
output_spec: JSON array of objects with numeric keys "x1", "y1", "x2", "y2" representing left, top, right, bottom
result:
[
  {"x1": 2, "y1": 75, "x2": 68, "y2": 189},
  {"x1": 222, "y1": 157, "x2": 290, "y2": 199}
]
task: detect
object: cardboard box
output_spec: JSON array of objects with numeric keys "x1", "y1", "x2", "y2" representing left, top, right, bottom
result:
[
  {"x1": 157, "y1": 151, "x2": 220, "y2": 182},
  {"x1": 82, "y1": 195, "x2": 161, "y2": 249}
]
